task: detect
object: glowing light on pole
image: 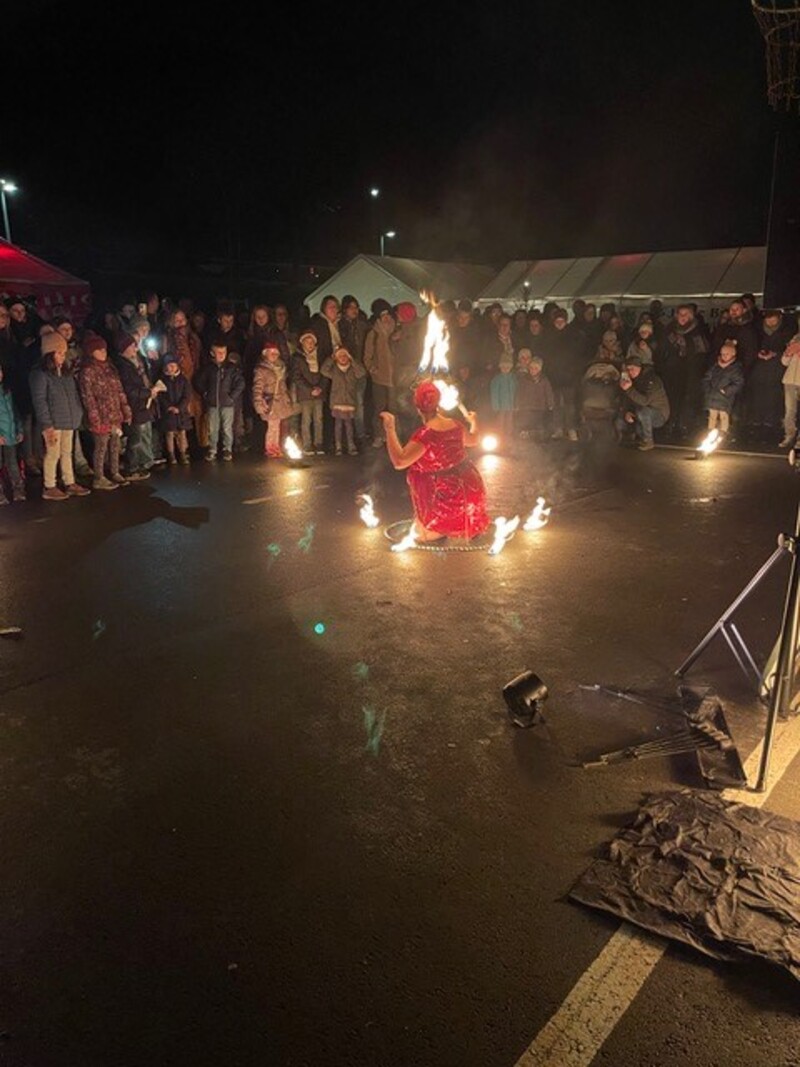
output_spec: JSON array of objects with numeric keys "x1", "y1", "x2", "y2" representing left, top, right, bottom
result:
[
  {"x1": 481, "y1": 434, "x2": 499, "y2": 453},
  {"x1": 523, "y1": 497, "x2": 552, "y2": 531},
  {"x1": 1, "y1": 179, "x2": 18, "y2": 243}
]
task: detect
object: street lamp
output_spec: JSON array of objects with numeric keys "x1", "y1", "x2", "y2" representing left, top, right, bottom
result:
[
  {"x1": 380, "y1": 230, "x2": 396, "y2": 256},
  {"x1": 370, "y1": 187, "x2": 380, "y2": 199},
  {"x1": 0, "y1": 179, "x2": 18, "y2": 243}
]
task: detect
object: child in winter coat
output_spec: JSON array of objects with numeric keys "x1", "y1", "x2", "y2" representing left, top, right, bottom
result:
[
  {"x1": 321, "y1": 347, "x2": 366, "y2": 455},
  {"x1": 78, "y1": 332, "x2": 133, "y2": 489},
  {"x1": 30, "y1": 332, "x2": 91, "y2": 500},
  {"x1": 490, "y1": 355, "x2": 517, "y2": 438},
  {"x1": 703, "y1": 341, "x2": 745, "y2": 435},
  {"x1": 0, "y1": 364, "x2": 25, "y2": 503},
  {"x1": 193, "y1": 341, "x2": 245, "y2": 461},
  {"x1": 515, "y1": 350, "x2": 555, "y2": 439},
  {"x1": 252, "y1": 341, "x2": 294, "y2": 457},
  {"x1": 291, "y1": 330, "x2": 326, "y2": 455},
  {"x1": 159, "y1": 356, "x2": 192, "y2": 465}
]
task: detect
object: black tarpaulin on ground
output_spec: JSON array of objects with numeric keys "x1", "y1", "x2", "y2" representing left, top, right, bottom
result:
[{"x1": 571, "y1": 790, "x2": 800, "y2": 981}]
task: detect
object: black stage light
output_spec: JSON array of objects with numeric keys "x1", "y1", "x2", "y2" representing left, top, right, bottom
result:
[{"x1": 503, "y1": 670, "x2": 548, "y2": 728}]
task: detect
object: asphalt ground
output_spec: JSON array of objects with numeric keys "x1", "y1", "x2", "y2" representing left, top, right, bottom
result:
[{"x1": 0, "y1": 436, "x2": 798, "y2": 1067}]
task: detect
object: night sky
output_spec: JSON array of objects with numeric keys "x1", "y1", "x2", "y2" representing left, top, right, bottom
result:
[{"x1": 4, "y1": 0, "x2": 775, "y2": 280}]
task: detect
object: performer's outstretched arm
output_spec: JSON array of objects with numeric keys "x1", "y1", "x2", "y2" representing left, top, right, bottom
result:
[{"x1": 380, "y1": 412, "x2": 426, "y2": 470}]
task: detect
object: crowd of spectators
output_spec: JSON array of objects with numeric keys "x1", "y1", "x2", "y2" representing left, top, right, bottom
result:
[{"x1": 0, "y1": 287, "x2": 798, "y2": 502}]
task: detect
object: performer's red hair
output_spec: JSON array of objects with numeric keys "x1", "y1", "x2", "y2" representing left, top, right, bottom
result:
[{"x1": 414, "y1": 380, "x2": 441, "y2": 414}]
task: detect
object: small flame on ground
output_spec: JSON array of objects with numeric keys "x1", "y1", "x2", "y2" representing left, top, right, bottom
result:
[
  {"x1": 284, "y1": 436, "x2": 303, "y2": 460},
  {"x1": 523, "y1": 497, "x2": 552, "y2": 531},
  {"x1": 391, "y1": 526, "x2": 418, "y2": 553},
  {"x1": 359, "y1": 494, "x2": 380, "y2": 528},
  {"x1": 482, "y1": 434, "x2": 499, "y2": 453},
  {"x1": 697, "y1": 429, "x2": 721, "y2": 455},
  {"x1": 488, "y1": 515, "x2": 520, "y2": 555}
]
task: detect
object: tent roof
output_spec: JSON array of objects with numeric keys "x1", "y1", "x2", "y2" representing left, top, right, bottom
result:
[
  {"x1": 478, "y1": 247, "x2": 767, "y2": 306},
  {"x1": 0, "y1": 238, "x2": 88, "y2": 287},
  {"x1": 304, "y1": 254, "x2": 495, "y2": 312}
]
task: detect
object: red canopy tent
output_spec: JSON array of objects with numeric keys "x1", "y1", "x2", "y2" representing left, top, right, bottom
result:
[{"x1": 0, "y1": 238, "x2": 91, "y2": 324}]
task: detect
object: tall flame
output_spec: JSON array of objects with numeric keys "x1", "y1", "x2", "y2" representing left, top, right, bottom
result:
[
  {"x1": 359, "y1": 494, "x2": 380, "y2": 528},
  {"x1": 418, "y1": 296, "x2": 450, "y2": 375},
  {"x1": 697, "y1": 429, "x2": 721, "y2": 456},
  {"x1": 488, "y1": 515, "x2": 520, "y2": 556},
  {"x1": 284, "y1": 436, "x2": 303, "y2": 460},
  {"x1": 523, "y1": 497, "x2": 552, "y2": 531}
]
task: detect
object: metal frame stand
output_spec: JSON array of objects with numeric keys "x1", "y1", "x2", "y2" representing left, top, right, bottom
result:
[
  {"x1": 675, "y1": 541, "x2": 790, "y2": 691},
  {"x1": 676, "y1": 502, "x2": 800, "y2": 793},
  {"x1": 755, "y1": 504, "x2": 800, "y2": 791}
]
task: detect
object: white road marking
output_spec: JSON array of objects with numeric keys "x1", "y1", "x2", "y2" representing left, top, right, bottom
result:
[{"x1": 514, "y1": 713, "x2": 800, "y2": 1067}]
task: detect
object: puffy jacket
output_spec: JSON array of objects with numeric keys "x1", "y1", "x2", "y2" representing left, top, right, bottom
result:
[
  {"x1": 193, "y1": 361, "x2": 245, "y2": 409},
  {"x1": 703, "y1": 359, "x2": 745, "y2": 413},
  {"x1": 78, "y1": 358, "x2": 132, "y2": 432},
  {"x1": 29, "y1": 365, "x2": 84, "y2": 431},
  {"x1": 0, "y1": 388, "x2": 19, "y2": 442},
  {"x1": 252, "y1": 359, "x2": 294, "y2": 421}
]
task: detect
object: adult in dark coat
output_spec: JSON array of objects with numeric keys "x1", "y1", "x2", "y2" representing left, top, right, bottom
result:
[
  {"x1": 660, "y1": 305, "x2": 710, "y2": 437},
  {"x1": 617, "y1": 356, "x2": 670, "y2": 450},
  {"x1": 539, "y1": 308, "x2": 585, "y2": 439},
  {"x1": 711, "y1": 300, "x2": 759, "y2": 370}
]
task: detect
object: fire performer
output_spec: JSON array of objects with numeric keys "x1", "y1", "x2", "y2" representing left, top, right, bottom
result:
[{"x1": 379, "y1": 380, "x2": 490, "y2": 542}]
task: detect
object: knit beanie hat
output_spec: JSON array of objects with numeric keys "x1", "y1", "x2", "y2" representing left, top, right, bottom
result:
[
  {"x1": 530, "y1": 354, "x2": 544, "y2": 368},
  {"x1": 41, "y1": 332, "x2": 68, "y2": 357},
  {"x1": 118, "y1": 333, "x2": 138, "y2": 356},
  {"x1": 82, "y1": 332, "x2": 107, "y2": 358},
  {"x1": 625, "y1": 355, "x2": 643, "y2": 368},
  {"x1": 371, "y1": 298, "x2": 393, "y2": 319},
  {"x1": 162, "y1": 355, "x2": 180, "y2": 371}
]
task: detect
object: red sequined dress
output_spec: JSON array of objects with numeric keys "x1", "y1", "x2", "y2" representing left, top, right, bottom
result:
[{"x1": 407, "y1": 423, "x2": 490, "y2": 539}]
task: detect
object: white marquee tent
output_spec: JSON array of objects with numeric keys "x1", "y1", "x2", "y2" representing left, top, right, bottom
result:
[
  {"x1": 303, "y1": 254, "x2": 495, "y2": 315},
  {"x1": 476, "y1": 247, "x2": 767, "y2": 316}
]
